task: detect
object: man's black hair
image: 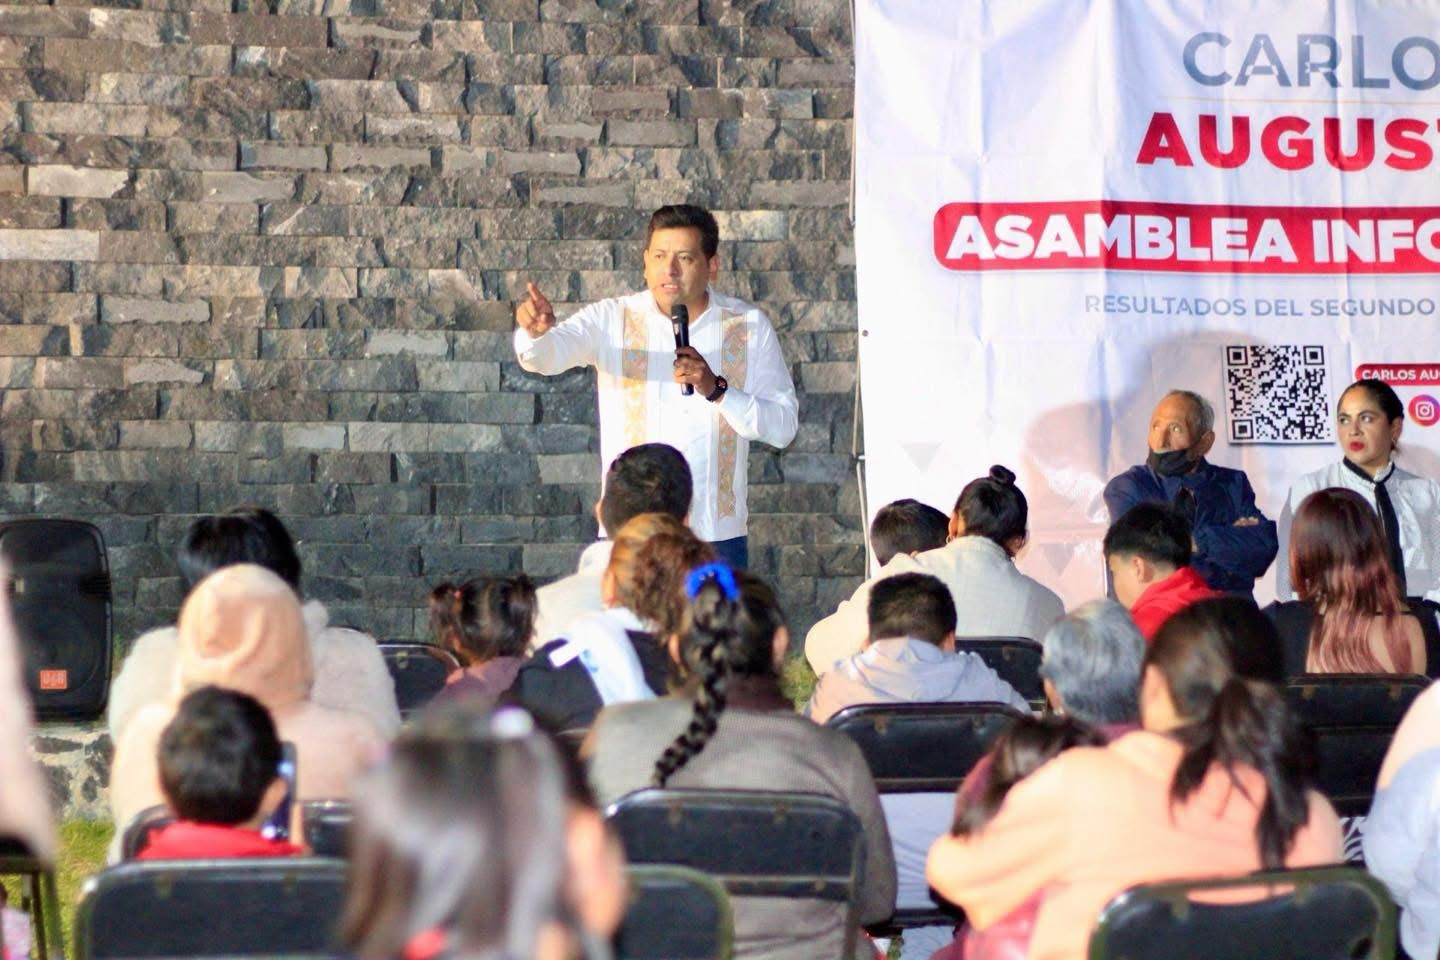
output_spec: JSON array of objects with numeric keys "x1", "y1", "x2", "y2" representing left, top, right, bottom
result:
[
  {"x1": 868, "y1": 573, "x2": 958, "y2": 646},
  {"x1": 870, "y1": 499, "x2": 950, "y2": 567},
  {"x1": 1102, "y1": 501, "x2": 1192, "y2": 570},
  {"x1": 646, "y1": 204, "x2": 720, "y2": 259},
  {"x1": 600, "y1": 443, "x2": 693, "y2": 537},
  {"x1": 158, "y1": 686, "x2": 282, "y2": 826},
  {"x1": 176, "y1": 506, "x2": 302, "y2": 593}
]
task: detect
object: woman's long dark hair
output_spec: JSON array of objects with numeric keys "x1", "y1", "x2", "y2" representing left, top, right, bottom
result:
[
  {"x1": 651, "y1": 572, "x2": 786, "y2": 787},
  {"x1": 1148, "y1": 605, "x2": 1317, "y2": 868},
  {"x1": 1290, "y1": 487, "x2": 1413, "y2": 673}
]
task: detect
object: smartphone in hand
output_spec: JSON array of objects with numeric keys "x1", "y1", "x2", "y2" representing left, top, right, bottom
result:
[{"x1": 260, "y1": 741, "x2": 297, "y2": 841}]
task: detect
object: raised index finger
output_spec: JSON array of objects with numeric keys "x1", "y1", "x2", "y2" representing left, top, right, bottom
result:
[{"x1": 526, "y1": 282, "x2": 553, "y2": 314}]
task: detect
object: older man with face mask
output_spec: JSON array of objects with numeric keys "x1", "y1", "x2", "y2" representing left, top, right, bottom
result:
[{"x1": 1103, "y1": 390, "x2": 1277, "y2": 595}]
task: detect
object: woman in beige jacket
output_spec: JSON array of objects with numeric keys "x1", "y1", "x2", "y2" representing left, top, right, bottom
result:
[{"x1": 109, "y1": 564, "x2": 385, "y2": 855}]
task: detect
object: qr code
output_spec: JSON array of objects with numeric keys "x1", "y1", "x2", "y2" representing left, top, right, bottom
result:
[{"x1": 1224, "y1": 345, "x2": 1332, "y2": 444}]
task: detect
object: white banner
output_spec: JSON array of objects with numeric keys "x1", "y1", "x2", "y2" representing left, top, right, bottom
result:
[{"x1": 855, "y1": 0, "x2": 1440, "y2": 607}]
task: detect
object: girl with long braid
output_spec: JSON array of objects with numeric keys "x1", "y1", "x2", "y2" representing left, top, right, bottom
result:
[{"x1": 586, "y1": 565, "x2": 897, "y2": 960}]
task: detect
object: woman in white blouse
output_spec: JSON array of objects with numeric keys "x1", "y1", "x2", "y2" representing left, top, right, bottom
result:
[{"x1": 1278, "y1": 378, "x2": 1440, "y2": 603}]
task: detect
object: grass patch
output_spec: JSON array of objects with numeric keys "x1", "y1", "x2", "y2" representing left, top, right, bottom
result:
[
  {"x1": 779, "y1": 653, "x2": 818, "y2": 710},
  {"x1": 3, "y1": 819, "x2": 113, "y2": 956}
]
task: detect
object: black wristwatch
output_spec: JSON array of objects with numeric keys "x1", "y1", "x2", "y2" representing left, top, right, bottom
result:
[{"x1": 705, "y1": 375, "x2": 729, "y2": 403}]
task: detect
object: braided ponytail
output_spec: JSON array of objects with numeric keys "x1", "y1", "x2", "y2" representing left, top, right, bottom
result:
[{"x1": 652, "y1": 569, "x2": 785, "y2": 787}]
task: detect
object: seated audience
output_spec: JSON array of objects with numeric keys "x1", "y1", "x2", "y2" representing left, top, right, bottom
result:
[
  {"x1": 1104, "y1": 502, "x2": 1217, "y2": 640},
  {"x1": 806, "y1": 466, "x2": 1063, "y2": 675},
  {"x1": 1266, "y1": 487, "x2": 1431, "y2": 677},
  {"x1": 869, "y1": 498, "x2": 950, "y2": 567},
  {"x1": 805, "y1": 572, "x2": 1028, "y2": 724},
  {"x1": 110, "y1": 564, "x2": 384, "y2": 859},
  {"x1": 934, "y1": 716, "x2": 1109, "y2": 960},
  {"x1": 340, "y1": 704, "x2": 626, "y2": 960},
  {"x1": 1363, "y1": 746, "x2": 1440, "y2": 960},
  {"x1": 534, "y1": 443, "x2": 693, "y2": 648},
  {"x1": 926, "y1": 601, "x2": 1342, "y2": 960},
  {"x1": 587, "y1": 567, "x2": 897, "y2": 960},
  {"x1": 510, "y1": 515, "x2": 713, "y2": 732},
  {"x1": 429, "y1": 574, "x2": 536, "y2": 707},
  {"x1": 0, "y1": 562, "x2": 54, "y2": 864},
  {"x1": 108, "y1": 506, "x2": 400, "y2": 742},
  {"x1": 1104, "y1": 389, "x2": 1277, "y2": 594},
  {"x1": 137, "y1": 686, "x2": 302, "y2": 860}
]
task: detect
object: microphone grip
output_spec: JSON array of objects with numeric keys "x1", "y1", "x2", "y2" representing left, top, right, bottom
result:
[{"x1": 672, "y1": 318, "x2": 693, "y2": 395}]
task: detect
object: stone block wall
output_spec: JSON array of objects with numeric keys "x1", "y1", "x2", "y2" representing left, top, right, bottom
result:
[{"x1": 0, "y1": 0, "x2": 863, "y2": 671}]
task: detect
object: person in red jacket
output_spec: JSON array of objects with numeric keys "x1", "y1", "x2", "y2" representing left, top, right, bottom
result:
[
  {"x1": 1105, "y1": 502, "x2": 1217, "y2": 641},
  {"x1": 137, "y1": 686, "x2": 302, "y2": 860}
]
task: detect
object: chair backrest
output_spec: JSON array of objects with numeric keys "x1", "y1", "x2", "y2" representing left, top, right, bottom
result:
[
  {"x1": 614, "y1": 864, "x2": 734, "y2": 960},
  {"x1": 1088, "y1": 866, "x2": 1397, "y2": 960},
  {"x1": 826, "y1": 702, "x2": 1024, "y2": 792},
  {"x1": 74, "y1": 857, "x2": 347, "y2": 959},
  {"x1": 954, "y1": 636, "x2": 1044, "y2": 705},
  {"x1": 118, "y1": 805, "x2": 176, "y2": 861},
  {"x1": 301, "y1": 800, "x2": 353, "y2": 859},
  {"x1": 0, "y1": 518, "x2": 112, "y2": 720},
  {"x1": 607, "y1": 789, "x2": 864, "y2": 901},
  {"x1": 1284, "y1": 673, "x2": 1429, "y2": 817},
  {"x1": 377, "y1": 642, "x2": 461, "y2": 717}
]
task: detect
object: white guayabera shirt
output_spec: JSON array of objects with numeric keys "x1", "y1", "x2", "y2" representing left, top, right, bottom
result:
[{"x1": 514, "y1": 287, "x2": 799, "y2": 542}]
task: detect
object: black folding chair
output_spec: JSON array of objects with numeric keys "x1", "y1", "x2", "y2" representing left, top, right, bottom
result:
[
  {"x1": 615, "y1": 864, "x2": 734, "y2": 960},
  {"x1": 117, "y1": 805, "x2": 175, "y2": 861},
  {"x1": 826, "y1": 702, "x2": 1024, "y2": 793},
  {"x1": 955, "y1": 636, "x2": 1045, "y2": 707},
  {"x1": 302, "y1": 800, "x2": 353, "y2": 859},
  {"x1": 0, "y1": 836, "x2": 64, "y2": 960},
  {"x1": 1284, "y1": 673, "x2": 1429, "y2": 817},
  {"x1": 1088, "y1": 865, "x2": 1396, "y2": 960},
  {"x1": 827, "y1": 702, "x2": 1024, "y2": 934},
  {"x1": 606, "y1": 789, "x2": 866, "y2": 959},
  {"x1": 377, "y1": 642, "x2": 461, "y2": 718},
  {"x1": 74, "y1": 857, "x2": 347, "y2": 959}
]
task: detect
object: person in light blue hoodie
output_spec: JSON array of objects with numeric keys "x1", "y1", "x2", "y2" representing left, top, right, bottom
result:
[
  {"x1": 805, "y1": 572, "x2": 1030, "y2": 724},
  {"x1": 804, "y1": 570, "x2": 1029, "y2": 960},
  {"x1": 1364, "y1": 746, "x2": 1440, "y2": 960}
]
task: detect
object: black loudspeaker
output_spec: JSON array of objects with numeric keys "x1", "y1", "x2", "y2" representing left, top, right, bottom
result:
[{"x1": 0, "y1": 519, "x2": 112, "y2": 721}]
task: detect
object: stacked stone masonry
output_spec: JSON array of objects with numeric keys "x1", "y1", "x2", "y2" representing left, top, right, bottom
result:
[{"x1": 0, "y1": 0, "x2": 863, "y2": 718}]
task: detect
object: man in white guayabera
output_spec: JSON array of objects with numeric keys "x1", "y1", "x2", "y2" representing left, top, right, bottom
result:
[{"x1": 514, "y1": 204, "x2": 799, "y2": 570}]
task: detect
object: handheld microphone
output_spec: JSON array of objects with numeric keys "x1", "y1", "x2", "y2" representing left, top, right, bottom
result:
[{"x1": 670, "y1": 303, "x2": 693, "y2": 396}]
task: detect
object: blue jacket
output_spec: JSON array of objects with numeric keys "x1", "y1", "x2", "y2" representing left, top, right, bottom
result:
[{"x1": 1103, "y1": 460, "x2": 1278, "y2": 593}]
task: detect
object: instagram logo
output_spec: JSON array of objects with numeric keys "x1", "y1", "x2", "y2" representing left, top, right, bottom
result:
[{"x1": 1411, "y1": 395, "x2": 1440, "y2": 427}]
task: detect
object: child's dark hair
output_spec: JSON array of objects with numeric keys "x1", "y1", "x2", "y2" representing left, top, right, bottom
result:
[
  {"x1": 176, "y1": 506, "x2": 302, "y2": 594},
  {"x1": 868, "y1": 572, "x2": 956, "y2": 645},
  {"x1": 1103, "y1": 501, "x2": 1192, "y2": 569},
  {"x1": 951, "y1": 715, "x2": 1106, "y2": 836},
  {"x1": 870, "y1": 499, "x2": 949, "y2": 567},
  {"x1": 158, "y1": 685, "x2": 282, "y2": 825},
  {"x1": 1149, "y1": 604, "x2": 1318, "y2": 868},
  {"x1": 954, "y1": 465, "x2": 1028, "y2": 552},
  {"x1": 429, "y1": 575, "x2": 537, "y2": 665},
  {"x1": 652, "y1": 569, "x2": 785, "y2": 787}
]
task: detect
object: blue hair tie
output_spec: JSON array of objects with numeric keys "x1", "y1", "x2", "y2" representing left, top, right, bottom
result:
[{"x1": 685, "y1": 562, "x2": 739, "y2": 602}]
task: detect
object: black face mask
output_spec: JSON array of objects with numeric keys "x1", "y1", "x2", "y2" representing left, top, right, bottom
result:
[{"x1": 1147, "y1": 447, "x2": 1195, "y2": 477}]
